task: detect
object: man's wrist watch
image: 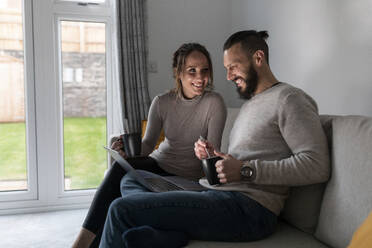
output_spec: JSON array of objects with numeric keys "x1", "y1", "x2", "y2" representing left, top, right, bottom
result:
[{"x1": 240, "y1": 162, "x2": 255, "y2": 181}]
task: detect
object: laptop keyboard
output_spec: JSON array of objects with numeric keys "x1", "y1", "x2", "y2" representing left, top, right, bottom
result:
[{"x1": 145, "y1": 177, "x2": 184, "y2": 192}]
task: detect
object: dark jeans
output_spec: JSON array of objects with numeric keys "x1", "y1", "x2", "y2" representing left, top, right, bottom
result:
[
  {"x1": 82, "y1": 157, "x2": 171, "y2": 248},
  {"x1": 99, "y1": 172, "x2": 278, "y2": 248}
]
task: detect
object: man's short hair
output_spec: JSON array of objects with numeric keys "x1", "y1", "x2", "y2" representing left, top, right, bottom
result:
[{"x1": 223, "y1": 30, "x2": 270, "y2": 63}]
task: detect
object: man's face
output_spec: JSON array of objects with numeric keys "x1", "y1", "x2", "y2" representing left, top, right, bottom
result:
[{"x1": 223, "y1": 43, "x2": 258, "y2": 100}]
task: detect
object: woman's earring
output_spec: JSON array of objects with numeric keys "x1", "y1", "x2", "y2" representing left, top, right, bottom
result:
[{"x1": 207, "y1": 80, "x2": 211, "y2": 89}]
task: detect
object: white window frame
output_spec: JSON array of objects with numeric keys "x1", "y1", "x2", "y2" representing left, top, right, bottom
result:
[
  {"x1": 0, "y1": 0, "x2": 38, "y2": 205},
  {"x1": 54, "y1": 15, "x2": 113, "y2": 201},
  {"x1": 54, "y1": 0, "x2": 109, "y2": 9},
  {"x1": 0, "y1": 0, "x2": 116, "y2": 215}
]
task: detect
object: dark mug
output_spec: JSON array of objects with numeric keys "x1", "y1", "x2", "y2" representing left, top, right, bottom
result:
[
  {"x1": 122, "y1": 133, "x2": 142, "y2": 157},
  {"x1": 201, "y1": 156, "x2": 222, "y2": 185}
]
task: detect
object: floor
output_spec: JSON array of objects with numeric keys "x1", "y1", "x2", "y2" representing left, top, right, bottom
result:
[{"x1": 0, "y1": 208, "x2": 88, "y2": 248}]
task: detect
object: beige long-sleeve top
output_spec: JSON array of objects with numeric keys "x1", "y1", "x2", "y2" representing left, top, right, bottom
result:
[
  {"x1": 141, "y1": 90, "x2": 227, "y2": 180},
  {"x1": 200, "y1": 83, "x2": 330, "y2": 215}
]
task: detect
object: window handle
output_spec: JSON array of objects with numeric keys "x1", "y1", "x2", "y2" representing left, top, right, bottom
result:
[{"x1": 77, "y1": 2, "x2": 100, "y2": 6}]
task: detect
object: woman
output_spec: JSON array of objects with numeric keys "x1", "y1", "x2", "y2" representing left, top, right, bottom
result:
[{"x1": 72, "y1": 43, "x2": 227, "y2": 248}]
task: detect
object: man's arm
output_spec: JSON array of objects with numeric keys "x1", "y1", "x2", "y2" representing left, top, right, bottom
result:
[
  {"x1": 250, "y1": 92, "x2": 330, "y2": 186},
  {"x1": 216, "y1": 91, "x2": 330, "y2": 186}
]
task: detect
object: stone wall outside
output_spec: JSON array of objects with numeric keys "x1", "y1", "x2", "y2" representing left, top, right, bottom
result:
[
  {"x1": 1, "y1": 50, "x2": 106, "y2": 122},
  {"x1": 62, "y1": 52, "x2": 106, "y2": 118}
]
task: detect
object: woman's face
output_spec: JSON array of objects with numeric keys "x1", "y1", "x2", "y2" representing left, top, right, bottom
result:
[{"x1": 179, "y1": 51, "x2": 210, "y2": 99}]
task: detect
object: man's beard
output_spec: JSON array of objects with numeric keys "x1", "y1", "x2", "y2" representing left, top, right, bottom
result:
[{"x1": 236, "y1": 65, "x2": 258, "y2": 100}]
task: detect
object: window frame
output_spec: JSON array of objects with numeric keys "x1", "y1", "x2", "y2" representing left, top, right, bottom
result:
[
  {"x1": 54, "y1": 15, "x2": 113, "y2": 199},
  {"x1": 0, "y1": 0, "x2": 38, "y2": 204},
  {"x1": 0, "y1": 0, "x2": 116, "y2": 214}
]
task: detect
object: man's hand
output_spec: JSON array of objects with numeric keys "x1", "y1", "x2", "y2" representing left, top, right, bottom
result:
[
  {"x1": 214, "y1": 151, "x2": 243, "y2": 184},
  {"x1": 194, "y1": 139, "x2": 215, "y2": 160},
  {"x1": 111, "y1": 135, "x2": 127, "y2": 158}
]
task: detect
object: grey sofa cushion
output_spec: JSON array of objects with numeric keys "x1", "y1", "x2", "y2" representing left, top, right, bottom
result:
[
  {"x1": 280, "y1": 184, "x2": 327, "y2": 234},
  {"x1": 315, "y1": 115, "x2": 372, "y2": 248},
  {"x1": 220, "y1": 108, "x2": 240, "y2": 153},
  {"x1": 187, "y1": 221, "x2": 329, "y2": 248},
  {"x1": 280, "y1": 115, "x2": 334, "y2": 234}
]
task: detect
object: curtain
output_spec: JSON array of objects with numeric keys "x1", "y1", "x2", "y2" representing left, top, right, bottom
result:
[{"x1": 116, "y1": 0, "x2": 150, "y2": 134}]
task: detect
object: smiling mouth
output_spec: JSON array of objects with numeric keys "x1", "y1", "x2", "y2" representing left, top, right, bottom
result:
[
  {"x1": 192, "y1": 83, "x2": 204, "y2": 89},
  {"x1": 233, "y1": 78, "x2": 245, "y2": 88}
]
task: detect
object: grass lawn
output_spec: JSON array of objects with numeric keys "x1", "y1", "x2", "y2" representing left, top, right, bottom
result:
[{"x1": 0, "y1": 117, "x2": 107, "y2": 190}]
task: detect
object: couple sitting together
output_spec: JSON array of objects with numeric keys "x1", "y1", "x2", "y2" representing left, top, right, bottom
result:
[{"x1": 72, "y1": 30, "x2": 330, "y2": 248}]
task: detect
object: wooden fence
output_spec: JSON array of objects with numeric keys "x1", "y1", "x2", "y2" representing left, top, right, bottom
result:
[
  {"x1": 0, "y1": 55, "x2": 24, "y2": 123},
  {"x1": 0, "y1": 8, "x2": 105, "y2": 122}
]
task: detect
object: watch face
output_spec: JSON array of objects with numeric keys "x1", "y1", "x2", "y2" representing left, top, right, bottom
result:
[{"x1": 241, "y1": 166, "x2": 252, "y2": 177}]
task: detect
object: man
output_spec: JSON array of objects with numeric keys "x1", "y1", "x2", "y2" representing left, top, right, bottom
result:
[
  {"x1": 195, "y1": 29, "x2": 330, "y2": 217},
  {"x1": 98, "y1": 30, "x2": 330, "y2": 248}
]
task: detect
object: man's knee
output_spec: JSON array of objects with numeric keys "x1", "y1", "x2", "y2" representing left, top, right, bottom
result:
[
  {"x1": 120, "y1": 171, "x2": 142, "y2": 191},
  {"x1": 108, "y1": 198, "x2": 129, "y2": 220}
]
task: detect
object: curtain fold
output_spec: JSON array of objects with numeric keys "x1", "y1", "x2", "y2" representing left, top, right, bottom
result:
[{"x1": 117, "y1": 0, "x2": 150, "y2": 133}]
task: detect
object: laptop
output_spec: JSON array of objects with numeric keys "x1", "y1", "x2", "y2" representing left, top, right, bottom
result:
[{"x1": 103, "y1": 146, "x2": 206, "y2": 192}]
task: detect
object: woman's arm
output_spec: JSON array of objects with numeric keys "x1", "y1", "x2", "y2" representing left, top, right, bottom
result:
[{"x1": 141, "y1": 96, "x2": 163, "y2": 156}]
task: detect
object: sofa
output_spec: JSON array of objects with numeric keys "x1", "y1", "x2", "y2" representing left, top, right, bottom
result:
[
  {"x1": 110, "y1": 108, "x2": 372, "y2": 247},
  {"x1": 186, "y1": 108, "x2": 372, "y2": 247}
]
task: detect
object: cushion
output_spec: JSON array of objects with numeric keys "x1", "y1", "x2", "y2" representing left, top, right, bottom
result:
[
  {"x1": 280, "y1": 115, "x2": 334, "y2": 234},
  {"x1": 187, "y1": 221, "x2": 328, "y2": 248},
  {"x1": 315, "y1": 115, "x2": 372, "y2": 248},
  {"x1": 348, "y1": 210, "x2": 372, "y2": 248},
  {"x1": 220, "y1": 108, "x2": 240, "y2": 153},
  {"x1": 280, "y1": 184, "x2": 326, "y2": 234}
]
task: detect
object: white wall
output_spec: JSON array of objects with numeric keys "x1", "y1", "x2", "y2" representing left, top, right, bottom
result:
[
  {"x1": 148, "y1": 0, "x2": 372, "y2": 115},
  {"x1": 147, "y1": 0, "x2": 245, "y2": 107},
  {"x1": 231, "y1": 0, "x2": 372, "y2": 115}
]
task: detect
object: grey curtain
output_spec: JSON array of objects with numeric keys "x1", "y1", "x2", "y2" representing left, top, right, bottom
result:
[{"x1": 117, "y1": 0, "x2": 150, "y2": 133}]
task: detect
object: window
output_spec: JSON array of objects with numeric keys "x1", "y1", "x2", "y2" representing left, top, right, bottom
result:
[
  {"x1": 0, "y1": 0, "x2": 27, "y2": 192},
  {"x1": 0, "y1": 0, "x2": 115, "y2": 213},
  {"x1": 0, "y1": 0, "x2": 37, "y2": 205},
  {"x1": 60, "y1": 21, "x2": 107, "y2": 190}
]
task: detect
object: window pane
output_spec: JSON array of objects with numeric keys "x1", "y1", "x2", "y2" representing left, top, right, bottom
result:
[
  {"x1": 60, "y1": 21, "x2": 107, "y2": 190},
  {"x1": 0, "y1": 0, "x2": 28, "y2": 192}
]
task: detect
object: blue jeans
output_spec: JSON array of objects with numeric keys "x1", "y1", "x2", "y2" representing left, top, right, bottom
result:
[{"x1": 99, "y1": 171, "x2": 277, "y2": 248}]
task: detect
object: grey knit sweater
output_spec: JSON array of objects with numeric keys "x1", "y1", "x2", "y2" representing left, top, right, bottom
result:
[
  {"x1": 142, "y1": 90, "x2": 227, "y2": 180},
  {"x1": 199, "y1": 83, "x2": 330, "y2": 215}
]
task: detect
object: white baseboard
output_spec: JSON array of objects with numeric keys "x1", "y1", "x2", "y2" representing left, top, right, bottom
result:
[{"x1": 0, "y1": 202, "x2": 91, "y2": 216}]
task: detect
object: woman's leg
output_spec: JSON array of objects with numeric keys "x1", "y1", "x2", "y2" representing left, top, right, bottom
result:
[
  {"x1": 72, "y1": 157, "x2": 167, "y2": 248},
  {"x1": 99, "y1": 173, "x2": 277, "y2": 248}
]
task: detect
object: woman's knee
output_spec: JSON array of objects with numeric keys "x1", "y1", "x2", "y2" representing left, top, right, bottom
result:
[{"x1": 104, "y1": 162, "x2": 125, "y2": 183}]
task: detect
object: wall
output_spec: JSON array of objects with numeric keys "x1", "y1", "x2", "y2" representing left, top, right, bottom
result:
[
  {"x1": 231, "y1": 0, "x2": 372, "y2": 115},
  {"x1": 62, "y1": 53, "x2": 106, "y2": 117},
  {"x1": 147, "y1": 0, "x2": 372, "y2": 116},
  {"x1": 147, "y1": 0, "x2": 245, "y2": 107}
]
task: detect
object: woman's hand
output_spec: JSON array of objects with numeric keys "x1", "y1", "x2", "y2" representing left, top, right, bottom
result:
[
  {"x1": 194, "y1": 139, "x2": 215, "y2": 160},
  {"x1": 111, "y1": 135, "x2": 127, "y2": 158}
]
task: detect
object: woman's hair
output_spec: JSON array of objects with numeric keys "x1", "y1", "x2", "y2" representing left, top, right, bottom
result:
[{"x1": 172, "y1": 43, "x2": 213, "y2": 96}]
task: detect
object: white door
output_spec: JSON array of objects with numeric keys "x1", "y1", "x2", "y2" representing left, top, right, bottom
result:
[{"x1": 0, "y1": 0, "x2": 116, "y2": 213}]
